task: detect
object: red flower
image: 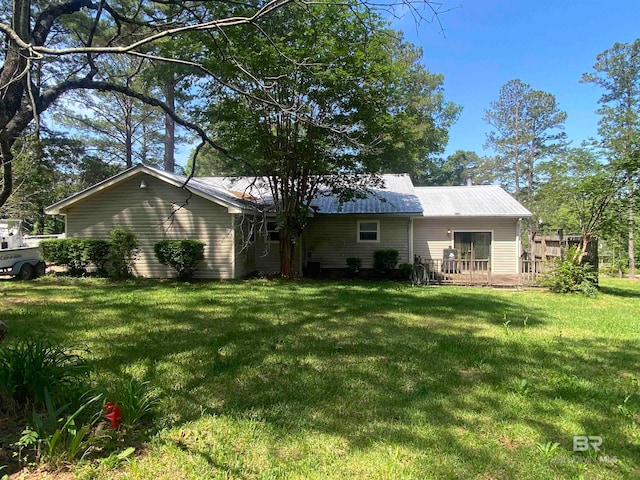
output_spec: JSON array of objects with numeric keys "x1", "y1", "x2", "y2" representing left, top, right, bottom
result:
[{"x1": 104, "y1": 401, "x2": 122, "y2": 429}]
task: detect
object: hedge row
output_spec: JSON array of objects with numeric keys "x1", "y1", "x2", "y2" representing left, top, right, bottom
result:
[
  {"x1": 40, "y1": 234, "x2": 205, "y2": 281},
  {"x1": 39, "y1": 227, "x2": 139, "y2": 278},
  {"x1": 40, "y1": 239, "x2": 111, "y2": 276}
]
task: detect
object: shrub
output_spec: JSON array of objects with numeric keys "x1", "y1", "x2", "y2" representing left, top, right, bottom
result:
[
  {"x1": 39, "y1": 239, "x2": 110, "y2": 276},
  {"x1": 154, "y1": 240, "x2": 205, "y2": 281},
  {"x1": 399, "y1": 262, "x2": 414, "y2": 280},
  {"x1": 0, "y1": 340, "x2": 90, "y2": 411},
  {"x1": 541, "y1": 246, "x2": 598, "y2": 296},
  {"x1": 84, "y1": 239, "x2": 111, "y2": 276},
  {"x1": 373, "y1": 249, "x2": 399, "y2": 276},
  {"x1": 108, "y1": 226, "x2": 139, "y2": 279},
  {"x1": 346, "y1": 257, "x2": 362, "y2": 276}
]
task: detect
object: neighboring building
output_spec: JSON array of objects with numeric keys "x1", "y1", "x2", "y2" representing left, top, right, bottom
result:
[{"x1": 45, "y1": 165, "x2": 532, "y2": 279}]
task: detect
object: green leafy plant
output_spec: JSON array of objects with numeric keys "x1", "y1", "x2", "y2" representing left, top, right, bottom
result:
[
  {"x1": 373, "y1": 249, "x2": 399, "y2": 277},
  {"x1": 30, "y1": 388, "x2": 104, "y2": 466},
  {"x1": 115, "y1": 378, "x2": 160, "y2": 426},
  {"x1": 502, "y1": 316, "x2": 511, "y2": 336},
  {"x1": 98, "y1": 446, "x2": 136, "y2": 469},
  {"x1": 345, "y1": 257, "x2": 362, "y2": 276},
  {"x1": 108, "y1": 226, "x2": 139, "y2": 279},
  {"x1": 154, "y1": 240, "x2": 205, "y2": 281},
  {"x1": 0, "y1": 340, "x2": 89, "y2": 410},
  {"x1": 535, "y1": 441, "x2": 560, "y2": 458},
  {"x1": 540, "y1": 246, "x2": 598, "y2": 296},
  {"x1": 513, "y1": 378, "x2": 531, "y2": 396}
]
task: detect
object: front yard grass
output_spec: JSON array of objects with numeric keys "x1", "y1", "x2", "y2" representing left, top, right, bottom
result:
[{"x1": 1, "y1": 277, "x2": 639, "y2": 479}]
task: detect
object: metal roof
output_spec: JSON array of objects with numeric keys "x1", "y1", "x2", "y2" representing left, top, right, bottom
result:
[
  {"x1": 45, "y1": 165, "x2": 255, "y2": 215},
  {"x1": 415, "y1": 185, "x2": 532, "y2": 218},
  {"x1": 310, "y1": 174, "x2": 423, "y2": 215},
  {"x1": 197, "y1": 174, "x2": 423, "y2": 215},
  {"x1": 46, "y1": 165, "x2": 531, "y2": 219}
]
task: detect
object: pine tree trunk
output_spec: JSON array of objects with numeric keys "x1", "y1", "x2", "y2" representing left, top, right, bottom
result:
[{"x1": 628, "y1": 176, "x2": 636, "y2": 278}]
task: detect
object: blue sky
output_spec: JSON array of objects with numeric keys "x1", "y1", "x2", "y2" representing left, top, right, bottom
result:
[{"x1": 391, "y1": 0, "x2": 639, "y2": 158}]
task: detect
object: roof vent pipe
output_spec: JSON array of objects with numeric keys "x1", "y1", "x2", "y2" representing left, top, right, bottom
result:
[{"x1": 465, "y1": 176, "x2": 473, "y2": 187}]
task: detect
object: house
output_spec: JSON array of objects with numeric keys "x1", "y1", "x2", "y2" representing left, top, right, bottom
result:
[{"x1": 45, "y1": 165, "x2": 532, "y2": 280}]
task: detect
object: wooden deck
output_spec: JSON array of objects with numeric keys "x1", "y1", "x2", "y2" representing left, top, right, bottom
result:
[
  {"x1": 427, "y1": 273, "x2": 539, "y2": 288},
  {"x1": 416, "y1": 258, "x2": 542, "y2": 288}
]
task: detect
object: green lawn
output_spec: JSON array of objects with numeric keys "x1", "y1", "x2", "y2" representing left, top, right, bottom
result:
[{"x1": 1, "y1": 277, "x2": 639, "y2": 479}]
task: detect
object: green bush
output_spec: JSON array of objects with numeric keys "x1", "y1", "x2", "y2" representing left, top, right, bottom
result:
[
  {"x1": 0, "y1": 340, "x2": 90, "y2": 411},
  {"x1": 154, "y1": 240, "x2": 205, "y2": 281},
  {"x1": 399, "y1": 262, "x2": 414, "y2": 280},
  {"x1": 84, "y1": 239, "x2": 111, "y2": 276},
  {"x1": 346, "y1": 257, "x2": 362, "y2": 276},
  {"x1": 541, "y1": 247, "x2": 598, "y2": 296},
  {"x1": 108, "y1": 226, "x2": 139, "y2": 279},
  {"x1": 39, "y1": 239, "x2": 110, "y2": 276},
  {"x1": 373, "y1": 249, "x2": 399, "y2": 276}
]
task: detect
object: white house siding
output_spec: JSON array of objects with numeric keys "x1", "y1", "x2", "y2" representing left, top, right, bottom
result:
[
  {"x1": 412, "y1": 217, "x2": 520, "y2": 274},
  {"x1": 64, "y1": 173, "x2": 235, "y2": 279},
  {"x1": 304, "y1": 216, "x2": 411, "y2": 269},
  {"x1": 233, "y1": 215, "x2": 257, "y2": 278}
]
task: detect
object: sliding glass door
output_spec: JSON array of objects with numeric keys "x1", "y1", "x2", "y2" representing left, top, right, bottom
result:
[{"x1": 454, "y1": 232, "x2": 492, "y2": 270}]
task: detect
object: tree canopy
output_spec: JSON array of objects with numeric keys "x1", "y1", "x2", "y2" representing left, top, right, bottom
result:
[
  {"x1": 581, "y1": 39, "x2": 640, "y2": 277},
  {"x1": 483, "y1": 79, "x2": 568, "y2": 201},
  {"x1": 195, "y1": 3, "x2": 459, "y2": 276}
]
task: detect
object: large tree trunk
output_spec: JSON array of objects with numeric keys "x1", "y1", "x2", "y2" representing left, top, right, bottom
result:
[
  {"x1": 0, "y1": 0, "x2": 30, "y2": 206},
  {"x1": 279, "y1": 234, "x2": 297, "y2": 279},
  {"x1": 164, "y1": 75, "x2": 176, "y2": 173},
  {"x1": 628, "y1": 176, "x2": 636, "y2": 278},
  {"x1": 577, "y1": 233, "x2": 592, "y2": 265}
]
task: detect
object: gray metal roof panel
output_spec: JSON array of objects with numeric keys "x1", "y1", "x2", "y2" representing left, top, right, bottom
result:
[
  {"x1": 415, "y1": 185, "x2": 532, "y2": 217},
  {"x1": 196, "y1": 174, "x2": 422, "y2": 215},
  {"x1": 310, "y1": 174, "x2": 423, "y2": 214}
]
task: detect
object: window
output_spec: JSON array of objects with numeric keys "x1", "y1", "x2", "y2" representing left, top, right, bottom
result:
[
  {"x1": 266, "y1": 221, "x2": 280, "y2": 243},
  {"x1": 358, "y1": 220, "x2": 379, "y2": 243}
]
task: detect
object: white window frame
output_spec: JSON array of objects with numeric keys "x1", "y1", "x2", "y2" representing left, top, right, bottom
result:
[
  {"x1": 357, "y1": 220, "x2": 380, "y2": 243},
  {"x1": 266, "y1": 221, "x2": 280, "y2": 243}
]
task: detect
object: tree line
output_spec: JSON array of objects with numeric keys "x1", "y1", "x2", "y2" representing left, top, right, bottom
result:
[
  {"x1": 0, "y1": 1, "x2": 637, "y2": 276},
  {"x1": 443, "y1": 40, "x2": 639, "y2": 277}
]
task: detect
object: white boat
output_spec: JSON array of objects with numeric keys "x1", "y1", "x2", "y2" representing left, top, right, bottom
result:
[{"x1": 0, "y1": 219, "x2": 45, "y2": 279}]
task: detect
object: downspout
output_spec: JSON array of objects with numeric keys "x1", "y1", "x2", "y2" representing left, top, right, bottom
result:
[
  {"x1": 516, "y1": 218, "x2": 521, "y2": 274},
  {"x1": 408, "y1": 218, "x2": 414, "y2": 263},
  {"x1": 230, "y1": 213, "x2": 236, "y2": 279}
]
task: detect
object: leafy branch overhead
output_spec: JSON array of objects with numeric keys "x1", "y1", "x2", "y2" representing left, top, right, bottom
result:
[{"x1": 0, "y1": 0, "x2": 449, "y2": 208}]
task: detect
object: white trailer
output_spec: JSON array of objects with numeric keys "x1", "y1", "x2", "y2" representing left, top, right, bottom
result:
[{"x1": 0, "y1": 220, "x2": 46, "y2": 280}]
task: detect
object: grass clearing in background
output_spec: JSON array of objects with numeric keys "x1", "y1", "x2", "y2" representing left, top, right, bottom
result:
[{"x1": 1, "y1": 277, "x2": 639, "y2": 479}]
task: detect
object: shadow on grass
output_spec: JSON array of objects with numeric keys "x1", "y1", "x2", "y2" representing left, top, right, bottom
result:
[
  {"x1": 599, "y1": 284, "x2": 640, "y2": 299},
  {"x1": 1, "y1": 278, "x2": 638, "y2": 477}
]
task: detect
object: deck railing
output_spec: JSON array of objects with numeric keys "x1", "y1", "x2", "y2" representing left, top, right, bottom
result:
[
  {"x1": 519, "y1": 259, "x2": 547, "y2": 285},
  {"x1": 417, "y1": 258, "x2": 491, "y2": 285},
  {"x1": 415, "y1": 258, "x2": 547, "y2": 286}
]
